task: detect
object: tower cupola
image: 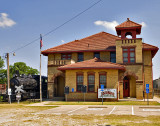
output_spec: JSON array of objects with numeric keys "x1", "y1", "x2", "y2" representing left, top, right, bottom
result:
[{"x1": 115, "y1": 18, "x2": 142, "y2": 39}]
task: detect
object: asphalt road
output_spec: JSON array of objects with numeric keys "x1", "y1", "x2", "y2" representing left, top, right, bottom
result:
[{"x1": 36, "y1": 105, "x2": 160, "y2": 117}]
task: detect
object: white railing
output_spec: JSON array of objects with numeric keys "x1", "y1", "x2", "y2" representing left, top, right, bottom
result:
[{"x1": 48, "y1": 59, "x2": 75, "y2": 66}]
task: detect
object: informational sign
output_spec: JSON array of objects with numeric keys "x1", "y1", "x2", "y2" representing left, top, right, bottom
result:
[
  {"x1": 72, "y1": 88, "x2": 74, "y2": 92},
  {"x1": 98, "y1": 89, "x2": 117, "y2": 98},
  {"x1": 146, "y1": 84, "x2": 150, "y2": 105},
  {"x1": 64, "y1": 86, "x2": 69, "y2": 94},
  {"x1": 101, "y1": 85, "x2": 104, "y2": 91},
  {"x1": 146, "y1": 89, "x2": 149, "y2": 94},
  {"x1": 146, "y1": 84, "x2": 149, "y2": 94},
  {"x1": 16, "y1": 94, "x2": 21, "y2": 100},
  {"x1": 81, "y1": 85, "x2": 87, "y2": 93},
  {"x1": 8, "y1": 88, "x2": 11, "y2": 95},
  {"x1": 146, "y1": 84, "x2": 149, "y2": 89}
]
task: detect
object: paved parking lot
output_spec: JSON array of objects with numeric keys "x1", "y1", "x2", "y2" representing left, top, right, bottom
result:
[{"x1": 36, "y1": 105, "x2": 160, "y2": 116}]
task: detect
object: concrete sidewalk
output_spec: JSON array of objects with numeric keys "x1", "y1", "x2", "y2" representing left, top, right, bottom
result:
[
  {"x1": 26, "y1": 101, "x2": 57, "y2": 106},
  {"x1": 26, "y1": 96, "x2": 160, "y2": 107},
  {"x1": 34, "y1": 105, "x2": 160, "y2": 116},
  {"x1": 119, "y1": 96, "x2": 160, "y2": 103},
  {"x1": 152, "y1": 96, "x2": 160, "y2": 103}
]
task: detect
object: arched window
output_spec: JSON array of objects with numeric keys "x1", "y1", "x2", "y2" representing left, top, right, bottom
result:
[
  {"x1": 87, "y1": 72, "x2": 95, "y2": 92},
  {"x1": 99, "y1": 72, "x2": 107, "y2": 88},
  {"x1": 125, "y1": 32, "x2": 132, "y2": 39},
  {"x1": 76, "y1": 72, "x2": 83, "y2": 92}
]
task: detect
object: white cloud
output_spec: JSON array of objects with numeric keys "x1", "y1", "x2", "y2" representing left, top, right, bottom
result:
[
  {"x1": 140, "y1": 22, "x2": 146, "y2": 27},
  {"x1": 94, "y1": 20, "x2": 147, "y2": 30},
  {"x1": 94, "y1": 20, "x2": 119, "y2": 31},
  {"x1": 61, "y1": 40, "x2": 65, "y2": 44},
  {"x1": 0, "y1": 13, "x2": 16, "y2": 28}
]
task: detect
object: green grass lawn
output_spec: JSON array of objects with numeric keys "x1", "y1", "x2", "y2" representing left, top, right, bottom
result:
[{"x1": 46, "y1": 101, "x2": 160, "y2": 105}]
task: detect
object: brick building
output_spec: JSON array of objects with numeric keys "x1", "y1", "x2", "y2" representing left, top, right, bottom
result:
[{"x1": 42, "y1": 18, "x2": 159, "y2": 101}]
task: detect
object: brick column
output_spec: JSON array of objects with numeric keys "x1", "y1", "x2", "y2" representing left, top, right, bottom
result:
[
  {"x1": 119, "y1": 81, "x2": 123, "y2": 99},
  {"x1": 48, "y1": 82, "x2": 54, "y2": 99},
  {"x1": 136, "y1": 80, "x2": 143, "y2": 99}
]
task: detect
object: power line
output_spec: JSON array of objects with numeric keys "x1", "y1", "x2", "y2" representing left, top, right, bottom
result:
[{"x1": 9, "y1": 0, "x2": 103, "y2": 53}]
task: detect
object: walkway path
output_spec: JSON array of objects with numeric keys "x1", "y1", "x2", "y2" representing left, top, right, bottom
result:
[
  {"x1": 26, "y1": 96, "x2": 160, "y2": 107},
  {"x1": 33, "y1": 105, "x2": 160, "y2": 117}
]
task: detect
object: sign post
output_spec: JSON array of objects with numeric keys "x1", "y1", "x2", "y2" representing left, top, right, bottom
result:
[
  {"x1": 64, "y1": 86, "x2": 69, "y2": 102},
  {"x1": 15, "y1": 85, "x2": 25, "y2": 104},
  {"x1": 16, "y1": 93, "x2": 21, "y2": 104},
  {"x1": 101, "y1": 85, "x2": 104, "y2": 105},
  {"x1": 146, "y1": 84, "x2": 149, "y2": 105},
  {"x1": 81, "y1": 85, "x2": 87, "y2": 102},
  {"x1": 8, "y1": 88, "x2": 11, "y2": 104}
]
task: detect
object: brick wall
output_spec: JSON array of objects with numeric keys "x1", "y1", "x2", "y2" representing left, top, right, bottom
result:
[
  {"x1": 116, "y1": 39, "x2": 142, "y2": 63},
  {"x1": 100, "y1": 51, "x2": 110, "y2": 61},
  {"x1": 65, "y1": 69, "x2": 119, "y2": 101},
  {"x1": 143, "y1": 50, "x2": 153, "y2": 98}
]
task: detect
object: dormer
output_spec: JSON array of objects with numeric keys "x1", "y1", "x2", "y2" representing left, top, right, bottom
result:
[{"x1": 115, "y1": 18, "x2": 142, "y2": 39}]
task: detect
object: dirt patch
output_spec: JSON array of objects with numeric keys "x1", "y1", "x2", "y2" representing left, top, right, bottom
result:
[{"x1": 0, "y1": 104, "x2": 160, "y2": 125}]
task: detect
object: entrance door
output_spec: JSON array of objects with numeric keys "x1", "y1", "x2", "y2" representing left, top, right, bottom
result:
[
  {"x1": 57, "y1": 76, "x2": 65, "y2": 97},
  {"x1": 54, "y1": 76, "x2": 65, "y2": 97},
  {"x1": 123, "y1": 76, "x2": 130, "y2": 97}
]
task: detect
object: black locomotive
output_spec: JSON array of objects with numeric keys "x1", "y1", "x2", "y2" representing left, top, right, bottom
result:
[{"x1": 10, "y1": 74, "x2": 47, "y2": 100}]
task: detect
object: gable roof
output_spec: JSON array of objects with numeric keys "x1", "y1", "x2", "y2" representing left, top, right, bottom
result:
[
  {"x1": 58, "y1": 57, "x2": 125, "y2": 71},
  {"x1": 115, "y1": 18, "x2": 142, "y2": 28},
  {"x1": 41, "y1": 31, "x2": 158, "y2": 57}
]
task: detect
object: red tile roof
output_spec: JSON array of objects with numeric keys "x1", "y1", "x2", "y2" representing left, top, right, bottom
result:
[
  {"x1": 116, "y1": 18, "x2": 142, "y2": 28},
  {"x1": 41, "y1": 31, "x2": 158, "y2": 57},
  {"x1": 42, "y1": 32, "x2": 119, "y2": 55},
  {"x1": 58, "y1": 57, "x2": 125, "y2": 71},
  {"x1": 142, "y1": 43, "x2": 159, "y2": 57}
]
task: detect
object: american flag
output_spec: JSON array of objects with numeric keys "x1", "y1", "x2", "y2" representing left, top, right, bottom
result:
[{"x1": 40, "y1": 34, "x2": 43, "y2": 49}]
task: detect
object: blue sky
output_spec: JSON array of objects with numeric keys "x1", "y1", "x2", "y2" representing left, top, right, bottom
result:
[{"x1": 0, "y1": 0, "x2": 160, "y2": 79}]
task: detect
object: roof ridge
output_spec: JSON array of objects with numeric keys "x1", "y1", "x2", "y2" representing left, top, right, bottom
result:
[{"x1": 79, "y1": 31, "x2": 119, "y2": 41}]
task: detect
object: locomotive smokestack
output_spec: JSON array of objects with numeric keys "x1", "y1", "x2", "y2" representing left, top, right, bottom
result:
[{"x1": 15, "y1": 70, "x2": 20, "y2": 77}]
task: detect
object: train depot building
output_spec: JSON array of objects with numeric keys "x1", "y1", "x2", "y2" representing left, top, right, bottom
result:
[{"x1": 42, "y1": 18, "x2": 159, "y2": 101}]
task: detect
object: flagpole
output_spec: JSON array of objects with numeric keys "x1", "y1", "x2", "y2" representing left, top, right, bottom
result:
[{"x1": 40, "y1": 34, "x2": 42, "y2": 102}]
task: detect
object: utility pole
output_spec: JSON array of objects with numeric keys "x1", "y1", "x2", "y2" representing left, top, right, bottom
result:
[
  {"x1": 6, "y1": 53, "x2": 11, "y2": 104},
  {"x1": 40, "y1": 50, "x2": 42, "y2": 102},
  {"x1": 40, "y1": 34, "x2": 42, "y2": 102}
]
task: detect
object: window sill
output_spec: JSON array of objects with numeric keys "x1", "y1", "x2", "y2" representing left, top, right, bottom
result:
[{"x1": 121, "y1": 63, "x2": 143, "y2": 65}]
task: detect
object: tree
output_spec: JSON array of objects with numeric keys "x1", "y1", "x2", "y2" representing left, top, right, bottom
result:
[
  {"x1": 0, "y1": 56, "x2": 4, "y2": 69},
  {"x1": 0, "y1": 57, "x2": 6, "y2": 84},
  {"x1": 0, "y1": 61, "x2": 39, "y2": 84},
  {"x1": 9, "y1": 62, "x2": 39, "y2": 78}
]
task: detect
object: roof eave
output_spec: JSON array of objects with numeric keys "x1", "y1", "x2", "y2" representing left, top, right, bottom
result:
[
  {"x1": 58, "y1": 67, "x2": 125, "y2": 71},
  {"x1": 41, "y1": 49, "x2": 116, "y2": 55}
]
